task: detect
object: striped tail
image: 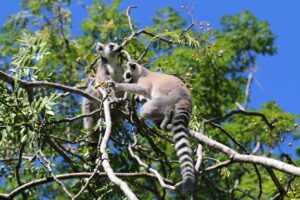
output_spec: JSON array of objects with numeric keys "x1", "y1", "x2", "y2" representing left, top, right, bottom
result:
[{"x1": 172, "y1": 99, "x2": 195, "y2": 195}]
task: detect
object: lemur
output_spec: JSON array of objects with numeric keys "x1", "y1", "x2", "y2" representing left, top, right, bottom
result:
[
  {"x1": 106, "y1": 62, "x2": 196, "y2": 195},
  {"x1": 82, "y1": 42, "x2": 123, "y2": 145}
]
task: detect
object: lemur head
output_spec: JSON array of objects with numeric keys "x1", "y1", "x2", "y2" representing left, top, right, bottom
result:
[
  {"x1": 124, "y1": 62, "x2": 142, "y2": 83},
  {"x1": 96, "y1": 42, "x2": 122, "y2": 59}
]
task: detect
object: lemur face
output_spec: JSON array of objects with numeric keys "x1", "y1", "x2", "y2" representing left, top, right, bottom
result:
[
  {"x1": 124, "y1": 62, "x2": 141, "y2": 83},
  {"x1": 96, "y1": 42, "x2": 122, "y2": 58}
]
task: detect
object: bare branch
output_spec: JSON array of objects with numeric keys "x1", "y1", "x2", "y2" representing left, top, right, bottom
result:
[
  {"x1": 51, "y1": 109, "x2": 101, "y2": 124},
  {"x1": 121, "y1": 6, "x2": 174, "y2": 49},
  {"x1": 43, "y1": 134, "x2": 75, "y2": 164},
  {"x1": 195, "y1": 144, "x2": 203, "y2": 172},
  {"x1": 0, "y1": 172, "x2": 173, "y2": 198},
  {"x1": 199, "y1": 160, "x2": 233, "y2": 175},
  {"x1": 189, "y1": 130, "x2": 300, "y2": 176},
  {"x1": 231, "y1": 188, "x2": 256, "y2": 200},
  {"x1": 0, "y1": 70, "x2": 101, "y2": 103},
  {"x1": 181, "y1": 22, "x2": 195, "y2": 35},
  {"x1": 126, "y1": 5, "x2": 137, "y2": 33},
  {"x1": 121, "y1": 49, "x2": 132, "y2": 62},
  {"x1": 128, "y1": 133, "x2": 176, "y2": 190},
  {"x1": 15, "y1": 143, "x2": 27, "y2": 200},
  {"x1": 35, "y1": 149, "x2": 74, "y2": 199},
  {"x1": 265, "y1": 167, "x2": 286, "y2": 198},
  {"x1": 243, "y1": 65, "x2": 255, "y2": 110},
  {"x1": 206, "y1": 110, "x2": 279, "y2": 130},
  {"x1": 99, "y1": 88, "x2": 138, "y2": 200},
  {"x1": 73, "y1": 157, "x2": 102, "y2": 199},
  {"x1": 137, "y1": 33, "x2": 166, "y2": 62},
  {"x1": 0, "y1": 156, "x2": 34, "y2": 162}
]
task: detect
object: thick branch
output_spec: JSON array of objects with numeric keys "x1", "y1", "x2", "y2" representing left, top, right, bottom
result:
[
  {"x1": 189, "y1": 130, "x2": 300, "y2": 176},
  {"x1": 99, "y1": 88, "x2": 138, "y2": 200}
]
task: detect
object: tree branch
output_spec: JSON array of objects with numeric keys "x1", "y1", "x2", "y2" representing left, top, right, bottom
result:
[
  {"x1": 99, "y1": 88, "x2": 138, "y2": 200},
  {"x1": 0, "y1": 172, "x2": 173, "y2": 198},
  {"x1": 0, "y1": 70, "x2": 101, "y2": 103},
  {"x1": 128, "y1": 133, "x2": 175, "y2": 190},
  {"x1": 189, "y1": 130, "x2": 300, "y2": 176},
  {"x1": 206, "y1": 110, "x2": 279, "y2": 130},
  {"x1": 15, "y1": 143, "x2": 27, "y2": 200}
]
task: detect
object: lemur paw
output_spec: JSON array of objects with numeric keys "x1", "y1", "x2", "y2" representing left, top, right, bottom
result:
[{"x1": 105, "y1": 80, "x2": 116, "y2": 88}]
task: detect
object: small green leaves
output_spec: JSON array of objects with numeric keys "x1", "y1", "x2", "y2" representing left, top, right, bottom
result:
[{"x1": 12, "y1": 31, "x2": 49, "y2": 69}]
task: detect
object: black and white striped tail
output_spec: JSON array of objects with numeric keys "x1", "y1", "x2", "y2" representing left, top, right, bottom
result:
[{"x1": 172, "y1": 102, "x2": 195, "y2": 195}]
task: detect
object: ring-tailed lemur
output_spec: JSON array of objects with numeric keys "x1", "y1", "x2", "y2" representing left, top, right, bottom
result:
[
  {"x1": 106, "y1": 62, "x2": 195, "y2": 195},
  {"x1": 82, "y1": 42, "x2": 123, "y2": 145}
]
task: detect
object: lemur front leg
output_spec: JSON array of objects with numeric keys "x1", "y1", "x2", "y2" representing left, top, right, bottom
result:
[{"x1": 106, "y1": 80, "x2": 149, "y2": 97}]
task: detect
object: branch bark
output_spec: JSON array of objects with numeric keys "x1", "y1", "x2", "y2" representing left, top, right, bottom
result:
[
  {"x1": 0, "y1": 172, "x2": 173, "y2": 199},
  {"x1": 189, "y1": 130, "x2": 300, "y2": 176},
  {"x1": 99, "y1": 88, "x2": 139, "y2": 200},
  {"x1": 0, "y1": 70, "x2": 101, "y2": 103}
]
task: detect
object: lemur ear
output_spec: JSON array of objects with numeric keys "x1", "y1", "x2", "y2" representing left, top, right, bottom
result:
[{"x1": 96, "y1": 42, "x2": 104, "y2": 52}]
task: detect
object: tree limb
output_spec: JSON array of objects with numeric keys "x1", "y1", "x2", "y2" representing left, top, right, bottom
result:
[
  {"x1": 99, "y1": 88, "x2": 138, "y2": 200},
  {"x1": 189, "y1": 130, "x2": 300, "y2": 176},
  {"x1": 0, "y1": 70, "x2": 101, "y2": 103},
  {"x1": 0, "y1": 172, "x2": 173, "y2": 199}
]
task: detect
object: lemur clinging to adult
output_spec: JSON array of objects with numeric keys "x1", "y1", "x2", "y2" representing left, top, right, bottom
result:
[
  {"x1": 82, "y1": 42, "x2": 123, "y2": 145},
  {"x1": 106, "y1": 61, "x2": 196, "y2": 195}
]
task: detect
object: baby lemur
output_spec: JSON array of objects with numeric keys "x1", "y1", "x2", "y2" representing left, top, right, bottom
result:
[
  {"x1": 82, "y1": 42, "x2": 123, "y2": 145},
  {"x1": 107, "y1": 62, "x2": 195, "y2": 195}
]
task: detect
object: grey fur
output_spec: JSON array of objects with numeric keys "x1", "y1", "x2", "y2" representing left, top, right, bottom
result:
[
  {"x1": 107, "y1": 62, "x2": 196, "y2": 195},
  {"x1": 82, "y1": 42, "x2": 123, "y2": 144}
]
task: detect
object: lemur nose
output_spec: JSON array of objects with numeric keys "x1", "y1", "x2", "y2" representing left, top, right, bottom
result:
[{"x1": 125, "y1": 72, "x2": 131, "y2": 79}]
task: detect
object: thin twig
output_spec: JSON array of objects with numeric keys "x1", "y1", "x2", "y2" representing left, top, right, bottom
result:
[
  {"x1": 231, "y1": 188, "x2": 256, "y2": 200},
  {"x1": 128, "y1": 133, "x2": 176, "y2": 190},
  {"x1": 206, "y1": 110, "x2": 279, "y2": 130},
  {"x1": 243, "y1": 65, "x2": 255, "y2": 110},
  {"x1": 35, "y1": 149, "x2": 74, "y2": 199},
  {"x1": 51, "y1": 109, "x2": 101, "y2": 124},
  {"x1": 121, "y1": 49, "x2": 132, "y2": 62},
  {"x1": 72, "y1": 157, "x2": 102, "y2": 199},
  {"x1": 199, "y1": 160, "x2": 233, "y2": 175},
  {"x1": 15, "y1": 143, "x2": 27, "y2": 200},
  {"x1": 181, "y1": 22, "x2": 195, "y2": 35},
  {"x1": 126, "y1": 5, "x2": 137, "y2": 33}
]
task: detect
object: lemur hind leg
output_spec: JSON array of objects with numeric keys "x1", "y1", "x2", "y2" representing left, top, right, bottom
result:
[
  {"x1": 140, "y1": 97, "x2": 176, "y2": 131},
  {"x1": 82, "y1": 86, "x2": 101, "y2": 145}
]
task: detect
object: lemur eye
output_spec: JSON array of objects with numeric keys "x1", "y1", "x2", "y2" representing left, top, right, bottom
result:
[
  {"x1": 129, "y1": 63, "x2": 136, "y2": 70},
  {"x1": 108, "y1": 44, "x2": 114, "y2": 51},
  {"x1": 97, "y1": 45, "x2": 103, "y2": 51}
]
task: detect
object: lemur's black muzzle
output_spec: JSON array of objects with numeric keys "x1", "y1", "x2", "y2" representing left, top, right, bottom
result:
[{"x1": 125, "y1": 72, "x2": 133, "y2": 83}]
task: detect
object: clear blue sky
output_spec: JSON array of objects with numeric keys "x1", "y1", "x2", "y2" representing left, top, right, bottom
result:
[{"x1": 0, "y1": 0, "x2": 299, "y2": 155}]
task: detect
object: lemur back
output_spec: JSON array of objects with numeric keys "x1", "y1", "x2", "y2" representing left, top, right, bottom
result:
[
  {"x1": 82, "y1": 42, "x2": 123, "y2": 145},
  {"x1": 109, "y1": 62, "x2": 196, "y2": 195}
]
